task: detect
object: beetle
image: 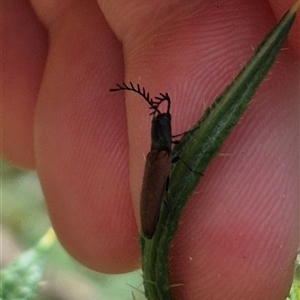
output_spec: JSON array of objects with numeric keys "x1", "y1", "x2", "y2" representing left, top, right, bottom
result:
[{"x1": 110, "y1": 82, "x2": 172, "y2": 239}]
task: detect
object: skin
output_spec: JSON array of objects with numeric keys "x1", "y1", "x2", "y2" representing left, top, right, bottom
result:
[{"x1": 3, "y1": 0, "x2": 299, "y2": 299}]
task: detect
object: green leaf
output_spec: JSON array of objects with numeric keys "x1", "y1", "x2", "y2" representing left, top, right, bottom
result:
[
  {"x1": 141, "y1": 3, "x2": 299, "y2": 300},
  {"x1": 286, "y1": 253, "x2": 300, "y2": 300},
  {"x1": 1, "y1": 228, "x2": 56, "y2": 300}
]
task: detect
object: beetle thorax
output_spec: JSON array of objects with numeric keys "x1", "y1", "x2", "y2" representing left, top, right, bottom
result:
[{"x1": 151, "y1": 113, "x2": 172, "y2": 152}]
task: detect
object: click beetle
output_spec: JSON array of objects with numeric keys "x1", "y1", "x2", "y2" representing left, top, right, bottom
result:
[{"x1": 110, "y1": 82, "x2": 172, "y2": 239}]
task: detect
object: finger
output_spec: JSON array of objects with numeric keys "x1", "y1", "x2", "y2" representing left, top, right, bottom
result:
[
  {"x1": 102, "y1": 0, "x2": 299, "y2": 298},
  {"x1": 31, "y1": 0, "x2": 139, "y2": 273},
  {"x1": 2, "y1": 0, "x2": 47, "y2": 168}
]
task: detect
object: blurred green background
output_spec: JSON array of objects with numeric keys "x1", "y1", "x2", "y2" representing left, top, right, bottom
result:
[{"x1": 1, "y1": 159, "x2": 145, "y2": 300}]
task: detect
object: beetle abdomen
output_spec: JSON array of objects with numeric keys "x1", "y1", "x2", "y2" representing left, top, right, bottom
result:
[{"x1": 140, "y1": 150, "x2": 171, "y2": 238}]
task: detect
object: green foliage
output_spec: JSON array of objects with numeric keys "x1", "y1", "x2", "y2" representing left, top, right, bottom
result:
[
  {"x1": 1, "y1": 229, "x2": 56, "y2": 300},
  {"x1": 287, "y1": 253, "x2": 300, "y2": 300}
]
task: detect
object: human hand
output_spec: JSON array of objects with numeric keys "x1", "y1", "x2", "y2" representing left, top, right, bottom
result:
[{"x1": 3, "y1": 0, "x2": 299, "y2": 299}]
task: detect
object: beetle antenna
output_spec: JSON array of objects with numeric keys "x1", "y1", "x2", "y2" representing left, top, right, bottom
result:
[
  {"x1": 110, "y1": 82, "x2": 161, "y2": 115},
  {"x1": 154, "y1": 93, "x2": 171, "y2": 114}
]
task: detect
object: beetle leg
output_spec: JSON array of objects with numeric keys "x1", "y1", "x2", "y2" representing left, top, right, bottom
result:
[{"x1": 172, "y1": 156, "x2": 203, "y2": 176}]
